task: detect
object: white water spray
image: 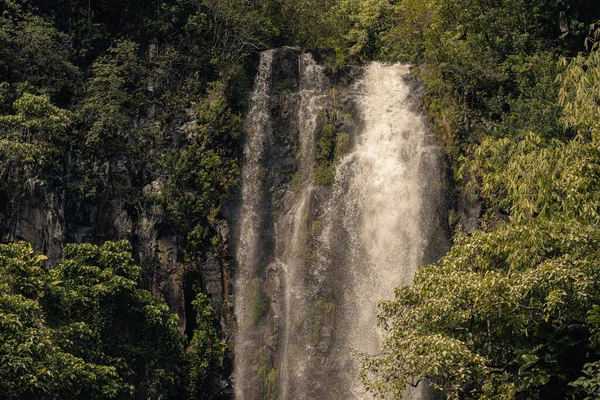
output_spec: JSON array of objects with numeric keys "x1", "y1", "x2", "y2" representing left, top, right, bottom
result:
[{"x1": 234, "y1": 54, "x2": 446, "y2": 400}]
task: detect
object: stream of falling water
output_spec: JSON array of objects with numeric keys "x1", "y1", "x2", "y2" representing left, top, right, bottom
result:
[
  {"x1": 315, "y1": 62, "x2": 442, "y2": 399},
  {"x1": 234, "y1": 50, "x2": 274, "y2": 399},
  {"x1": 234, "y1": 52, "x2": 446, "y2": 400},
  {"x1": 279, "y1": 53, "x2": 328, "y2": 399}
]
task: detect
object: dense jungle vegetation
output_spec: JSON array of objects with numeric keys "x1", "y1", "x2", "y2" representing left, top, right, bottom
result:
[{"x1": 1, "y1": 0, "x2": 600, "y2": 398}]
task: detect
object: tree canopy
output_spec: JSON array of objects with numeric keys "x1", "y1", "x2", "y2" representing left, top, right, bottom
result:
[{"x1": 0, "y1": 240, "x2": 225, "y2": 399}]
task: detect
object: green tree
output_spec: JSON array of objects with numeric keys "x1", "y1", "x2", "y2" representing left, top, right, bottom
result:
[
  {"x1": 0, "y1": 92, "x2": 71, "y2": 232},
  {"x1": 0, "y1": 1, "x2": 79, "y2": 99},
  {"x1": 159, "y1": 80, "x2": 239, "y2": 252},
  {"x1": 76, "y1": 40, "x2": 146, "y2": 154},
  {"x1": 185, "y1": 293, "x2": 226, "y2": 399},
  {"x1": 47, "y1": 241, "x2": 186, "y2": 398},
  {"x1": 359, "y1": 216, "x2": 600, "y2": 398},
  {"x1": 0, "y1": 241, "x2": 190, "y2": 399},
  {"x1": 0, "y1": 242, "x2": 127, "y2": 399},
  {"x1": 558, "y1": 22, "x2": 600, "y2": 140}
]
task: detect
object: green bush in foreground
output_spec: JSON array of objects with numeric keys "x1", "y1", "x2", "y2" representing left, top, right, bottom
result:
[{"x1": 0, "y1": 240, "x2": 225, "y2": 399}]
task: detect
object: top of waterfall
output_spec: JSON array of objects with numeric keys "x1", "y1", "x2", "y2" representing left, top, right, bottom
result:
[{"x1": 298, "y1": 53, "x2": 329, "y2": 91}]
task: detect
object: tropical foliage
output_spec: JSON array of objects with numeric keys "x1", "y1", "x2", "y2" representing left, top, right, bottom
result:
[{"x1": 0, "y1": 241, "x2": 225, "y2": 399}]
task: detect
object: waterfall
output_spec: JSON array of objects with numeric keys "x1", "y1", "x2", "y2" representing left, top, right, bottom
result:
[
  {"x1": 234, "y1": 49, "x2": 274, "y2": 399},
  {"x1": 234, "y1": 51, "x2": 447, "y2": 400},
  {"x1": 310, "y1": 62, "x2": 446, "y2": 398},
  {"x1": 279, "y1": 53, "x2": 328, "y2": 399}
]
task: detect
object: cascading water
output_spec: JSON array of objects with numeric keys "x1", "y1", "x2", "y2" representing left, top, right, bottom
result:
[
  {"x1": 234, "y1": 51, "x2": 447, "y2": 400},
  {"x1": 234, "y1": 49, "x2": 275, "y2": 399},
  {"x1": 234, "y1": 49, "x2": 330, "y2": 400},
  {"x1": 307, "y1": 62, "x2": 447, "y2": 399},
  {"x1": 279, "y1": 53, "x2": 328, "y2": 399}
]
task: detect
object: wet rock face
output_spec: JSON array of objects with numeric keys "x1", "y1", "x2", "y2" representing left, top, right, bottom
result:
[
  {"x1": 231, "y1": 48, "x2": 363, "y2": 399},
  {"x1": 271, "y1": 48, "x2": 301, "y2": 90},
  {"x1": 232, "y1": 48, "x2": 319, "y2": 399}
]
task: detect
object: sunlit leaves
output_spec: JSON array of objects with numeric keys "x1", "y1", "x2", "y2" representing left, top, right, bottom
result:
[
  {"x1": 463, "y1": 130, "x2": 600, "y2": 225},
  {"x1": 558, "y1": 22, "x2": 600, "y2": 141},
  {"x1": 185, "y1": 293, "x2": 226, "y2": 399},
  {"x1": 0, "y1": 242, "x2": 129, "y2": 399},
  {"x1": 360, "y1": 215, "x2": 600, "y2": 398},
  {"x1": 0, "y1": 241, "x2": 187, "y2": 399}
]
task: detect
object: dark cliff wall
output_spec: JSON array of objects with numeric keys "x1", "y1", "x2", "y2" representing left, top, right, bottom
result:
[{"x1": 2, "y1": 122, "x2": 229, "y2": 338}]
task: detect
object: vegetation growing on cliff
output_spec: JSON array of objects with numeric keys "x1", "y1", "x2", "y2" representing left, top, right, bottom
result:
[
  {"x1": 2, "y1": 0, "x2": 600, "y2": 397},
  {"x1": 0, "y1": 0, "x2": 254, "y2": 396}
]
